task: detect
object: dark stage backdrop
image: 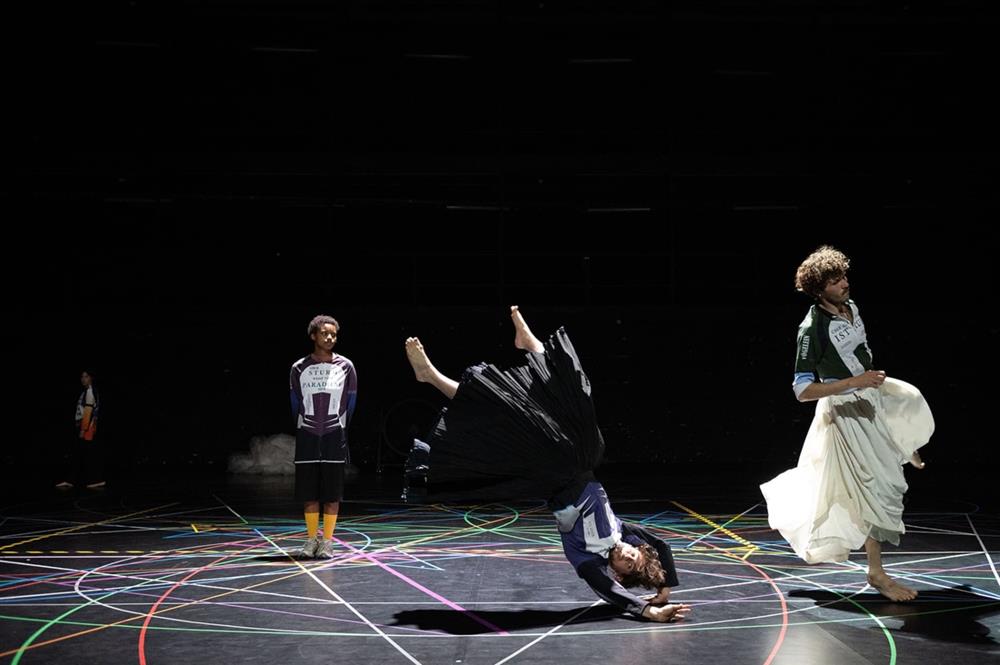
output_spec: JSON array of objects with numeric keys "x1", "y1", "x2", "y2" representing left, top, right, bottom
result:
[
  {"x1": 5, "y1": 2, "x2": 998, "y2": 484},
  {"x1": 5, "y1": 217, "x2": 995, "y2": 478}
]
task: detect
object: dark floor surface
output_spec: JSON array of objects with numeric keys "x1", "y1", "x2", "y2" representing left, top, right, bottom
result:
[{"x1": 1, "y1": 466, "x2": 997, "y2": 664}]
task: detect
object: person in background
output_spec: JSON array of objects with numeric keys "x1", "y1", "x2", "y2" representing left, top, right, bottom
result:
[{"x1": 56, "y1": 369, "x2": 105, "y2": 490}]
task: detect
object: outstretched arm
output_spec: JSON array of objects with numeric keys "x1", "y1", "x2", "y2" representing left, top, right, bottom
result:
[
  {"x1": 577, "y1": 561, "x2": 690, "y2": 622},
  {"x1": 577, "y1": 560, "x2": 648, "y2": 616}
]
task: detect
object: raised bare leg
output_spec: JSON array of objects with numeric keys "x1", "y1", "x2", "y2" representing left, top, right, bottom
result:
[
  {"x1": 405, "y1": 337, "x2": 459, "y2": 399},
  {"x1": 511, "y1": 305, "x2": 544, "y2": 353}
]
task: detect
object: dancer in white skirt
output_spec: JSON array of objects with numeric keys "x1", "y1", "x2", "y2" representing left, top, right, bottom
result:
[{"x1": 761, "y1": 246, "x2": 934, "y2": 602}]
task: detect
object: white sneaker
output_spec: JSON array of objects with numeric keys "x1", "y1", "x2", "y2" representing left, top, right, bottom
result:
[
  {"x1": 299, "y1": 535, "x2": 322, "y2": 559},
  {"x1": 316, "y1": 538, "x2": 335, "y2": 560}
]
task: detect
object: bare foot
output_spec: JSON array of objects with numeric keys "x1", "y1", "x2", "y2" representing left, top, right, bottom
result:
[
  {"x1": 909, "y1": 451, "x2": 925, "y2": 469},
  {"x1": 405, "y1": 337, "x2": 460, "y2": 399},
  {"x1": 405, "y1": 337, "x2": 435, "y2": 383},
  {"x1": 645, "y1": 603, "x2": 692, "y2": 623},
  {"x1": 868, "y1": 572, "x2": 918, "y2": 601},
  {"x1": 510, "y1": 305, "x2": 544, "y2": 352}
]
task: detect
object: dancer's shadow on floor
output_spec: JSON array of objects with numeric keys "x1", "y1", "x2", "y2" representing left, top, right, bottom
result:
[
  {"x1": 789, "y1": 586, "x2": 1000, "y2": 645},
  {"x1": 249, "y1": 554, "x2": 316, "y2": 562},
  {"x1": 391, "y1": 605, "x2": 632, "y2": 634}
]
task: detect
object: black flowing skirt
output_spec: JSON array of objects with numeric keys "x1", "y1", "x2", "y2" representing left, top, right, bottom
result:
[{"x1": 412, "y1": 327, "x2": 605, "y2": 502}]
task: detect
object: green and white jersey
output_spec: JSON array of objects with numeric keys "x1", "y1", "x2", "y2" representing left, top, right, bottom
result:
[{"x1": 792, "y1": 300, "x2": 873, "y2": 399}]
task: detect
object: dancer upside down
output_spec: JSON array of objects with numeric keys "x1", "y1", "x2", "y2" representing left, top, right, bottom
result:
[{"x1": 404, "y1": 306, "x2": 690, "y2": 622}]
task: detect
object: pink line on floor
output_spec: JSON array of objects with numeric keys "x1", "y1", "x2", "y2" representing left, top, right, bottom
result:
[{"x1": 332, "y1": 536, "x2": 510, "y2": 636}]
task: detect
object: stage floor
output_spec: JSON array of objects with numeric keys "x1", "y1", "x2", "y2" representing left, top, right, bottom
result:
[{"x1": 1, "y1": 476, "x2": 997, "y2": 664}]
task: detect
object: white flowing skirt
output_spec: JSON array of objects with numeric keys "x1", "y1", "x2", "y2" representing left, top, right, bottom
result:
[{"x1": 760, "y1": 378, "x2": 934, "y2": 564}]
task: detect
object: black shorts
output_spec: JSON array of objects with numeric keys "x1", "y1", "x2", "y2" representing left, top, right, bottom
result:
[{"x1": 295, "y1": 463, "x2": 345, "y2": 503}]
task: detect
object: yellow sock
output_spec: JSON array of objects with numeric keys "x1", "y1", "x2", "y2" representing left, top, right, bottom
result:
[
  {"x1": 323, "y1": 512, "x2": 339, "y2": 540},
  {"x1": 304, "y1": 512, "x2": 320, "y2": 539}
]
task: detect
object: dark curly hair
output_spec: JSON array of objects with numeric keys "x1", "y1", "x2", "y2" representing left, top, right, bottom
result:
[
  {"x1": 308, "y1": 315, "x2": 340, "y2": 337},
  {"x1": 613, "y1": 542, "x2": 667, "y2": 589},
  {"x1": 794, "y1": 246, "x2": 850, "y2": 297}
]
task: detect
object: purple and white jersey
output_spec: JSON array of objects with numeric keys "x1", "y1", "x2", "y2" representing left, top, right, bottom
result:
[
  {"x1": 290, "y1": 354, "x2": 358, "y2": 438},
  {"x1": 554, "y1": 482, "x2": 680, "y2": 617},
  {"x1": 555, "y1": 482, "x2": 623, "y2": 570}
]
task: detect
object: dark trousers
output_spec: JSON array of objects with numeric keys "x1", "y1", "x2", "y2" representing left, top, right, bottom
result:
[{"x1": 62, "y1": 433, "x2": 104, "y2": 485}]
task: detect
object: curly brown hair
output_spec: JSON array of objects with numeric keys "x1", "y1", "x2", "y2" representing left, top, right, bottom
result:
[
  {"x1": 794, "y1": 246, "x2": 850, "y2": 297},
  {"x1": 616, "y1": 542, "x2": 667, "y2": 589}
]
